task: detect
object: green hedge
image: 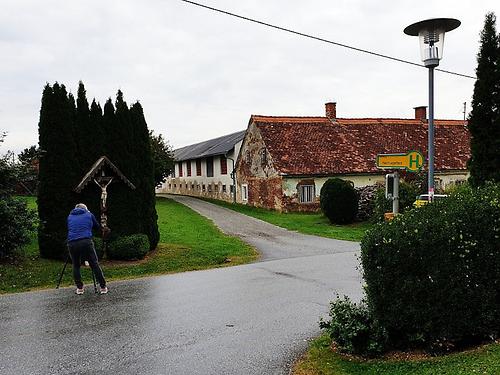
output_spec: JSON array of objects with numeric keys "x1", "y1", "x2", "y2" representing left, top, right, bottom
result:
[
  {"x1": 107, "y1": 234, "x2": 150, "y2": 260},
  {"x1": 320, "y1": 178, "x2": 358, "y2": 224},
  {"x1": 92, "y1": 237, "x2": 105, "y2": 260},
  {"x1": 361, "y1": 183, "x2": 500, "y2": 351},
  {"x1": 320, "y1": 296, "x2": 388, "y2": 357},
  {"x1": 371, "y1": 180, "x2": 420, "y2": 222},
  {"x1": 0, "y1": 196, "x2": 37, "y2": 258}
]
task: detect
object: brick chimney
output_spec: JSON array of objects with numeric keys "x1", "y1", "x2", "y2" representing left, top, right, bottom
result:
[
  {"x1": 325, "y1": 102, "x2": 336, "y2": 120},
  {"x1": 414, "y1": 106, "x2": 427, "y2": 120}
]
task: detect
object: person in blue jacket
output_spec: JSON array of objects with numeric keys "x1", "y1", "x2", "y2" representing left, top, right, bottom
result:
[{"x1": 67, "y1": 203, "x2": 108, "y2": 295}]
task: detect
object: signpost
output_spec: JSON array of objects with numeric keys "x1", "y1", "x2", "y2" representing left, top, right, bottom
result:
[
  {"x1": 376, "y1": 151, "x2": 424, "y2": 218},
  {"x1": 376, "y1": 151, "x2": 424, "y2": 172}
]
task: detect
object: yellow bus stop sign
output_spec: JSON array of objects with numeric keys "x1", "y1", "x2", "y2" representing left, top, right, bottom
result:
[{"x1": 376, "y1": 151, "x2": 424, "y2": 172}]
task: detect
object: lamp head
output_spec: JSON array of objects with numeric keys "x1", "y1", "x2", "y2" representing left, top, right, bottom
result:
[{"x1": 404, "y1": 18, "x2": 460, "y2": 67}]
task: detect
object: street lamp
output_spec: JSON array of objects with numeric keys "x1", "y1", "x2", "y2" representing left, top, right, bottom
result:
[{"x1": 404, "y1": 18, "x2": 460, "y2": 201}]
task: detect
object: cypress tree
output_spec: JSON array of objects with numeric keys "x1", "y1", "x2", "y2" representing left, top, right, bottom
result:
[
  {"x1": 75, "y1": 81, "x2": 98, "y2": 172},
  {"x1": 130, "y1": 102, "x2": 160, "y2": 249},
  {"x1": 38, "y1": 83, "x2": 79, "y2": 259},
  {"x1": 89, "y1": 98, "x2": 105, "y2": 163},
  {"x1": 468, "y1": 12, "x2": 500, "y2": 185},
  {"x1": 37, "y1": 83, "x2": 160, "y2": 259}
]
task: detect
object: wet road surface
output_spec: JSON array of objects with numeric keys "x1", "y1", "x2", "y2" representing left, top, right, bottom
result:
[{"x1": 0, "y1": 196, "x2": 362, "y2": 375}]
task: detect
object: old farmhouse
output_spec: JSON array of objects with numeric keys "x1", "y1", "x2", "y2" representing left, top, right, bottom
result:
[
  {"x1": 157, "y1": 130, "x2": 245, "y2": 201},
  {"x1": 235, "y1": 102, "x2": 470, "y2": 212}
]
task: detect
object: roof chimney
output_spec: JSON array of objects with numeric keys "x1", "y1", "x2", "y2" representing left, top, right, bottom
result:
[
  {"x1": 414, "y1": 106, "x2": 427, "y2": 120},
  {"x1": 325, "y1": 102, "x2": 336, "y2": 120}
]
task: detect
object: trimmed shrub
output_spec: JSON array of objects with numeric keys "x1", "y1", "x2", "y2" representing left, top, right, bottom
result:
[
  {"x1": 320, "y1": 296, "x2": 388, "y2": 357},
  {"x1": 355, "y1": 185, "x2": 378, "y2": 221},
  {"x1": 320, "y1": 178, "x2": 358, "y2": 224},
  {"x1": 107, "y1": 234, "x2": 149, "y2": 260},
  {"x1": 92, "y1": 237, "x2": 104, "y2": 260},
  {"x1": 0, "y1": 196, "x2": 37, "y2": 258},
  {"x1": 371, "y1": 180, "x2": 420, "y2": 222},
  {"x1": 361, "y1": 183, "x2": 500, "y2": 351}
]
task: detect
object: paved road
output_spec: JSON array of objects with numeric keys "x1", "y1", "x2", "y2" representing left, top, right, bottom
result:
[{"x1": 0, "y1": 196, "x2": 362, "y2": 375}]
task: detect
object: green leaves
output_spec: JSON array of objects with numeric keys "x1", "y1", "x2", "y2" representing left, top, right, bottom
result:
[{"x1": 361, "y1": 183, "x2": 500, "y2": 351}]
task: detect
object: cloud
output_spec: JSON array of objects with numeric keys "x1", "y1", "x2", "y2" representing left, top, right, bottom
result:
[{"x1": 0, "y1": 0, "x2": 497, "y2": 153}]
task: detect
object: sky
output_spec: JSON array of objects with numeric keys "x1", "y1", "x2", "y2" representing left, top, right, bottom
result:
[{"x1": 1, "y1": 0, "x2": 499, "y2": 154}]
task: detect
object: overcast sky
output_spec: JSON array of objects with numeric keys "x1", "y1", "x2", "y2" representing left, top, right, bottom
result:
[{"x1": 1, "y1": 0, "x2": 499, "y2": 154}]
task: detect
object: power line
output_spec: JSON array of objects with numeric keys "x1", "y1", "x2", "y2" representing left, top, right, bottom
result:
[{"x1": 179, "y1": 0, "x2": 476, "y2": 80}]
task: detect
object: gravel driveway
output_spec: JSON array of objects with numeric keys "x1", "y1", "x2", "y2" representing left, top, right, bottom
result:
[{"x1": 0, "y1": 196, "x2": 363, "y2": 375}]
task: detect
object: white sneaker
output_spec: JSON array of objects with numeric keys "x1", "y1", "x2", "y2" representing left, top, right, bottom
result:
[
  {"x1": 100, "y1": 287, "x2": 108, "y2": 294},
  {"x1": 76, "y1": 288, "x2": 84, "y2": 295}
]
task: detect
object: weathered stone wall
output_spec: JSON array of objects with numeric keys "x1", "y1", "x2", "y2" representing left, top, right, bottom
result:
[
  {"x1": 247, "y1": 177, "x2": 284, "y2": 211},
  {"x1": 236, "y1": 123, "x2": 283, "y2": 208}
]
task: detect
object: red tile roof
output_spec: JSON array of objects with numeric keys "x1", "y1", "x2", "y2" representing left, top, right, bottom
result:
[{"x1": 251, "y1": 115, "x2": 470, "y2": 175}]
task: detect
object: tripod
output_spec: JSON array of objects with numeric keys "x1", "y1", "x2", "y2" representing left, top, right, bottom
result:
[{"x1": 56, "y1": 253, "x2": 98, "y2": 293}]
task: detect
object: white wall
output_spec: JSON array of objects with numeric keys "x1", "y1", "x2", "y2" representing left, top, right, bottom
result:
[{"x1": 156, "y1": 141, "x2": 242, "y2": 201}]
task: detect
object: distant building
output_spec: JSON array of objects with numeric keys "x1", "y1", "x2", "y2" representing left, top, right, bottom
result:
[
  {"x1": 156, "y1": 130, "x2": 245, "y2": 201},
  {"x1": 235, "y1": 103, "x2": 470, "y2": 212}
]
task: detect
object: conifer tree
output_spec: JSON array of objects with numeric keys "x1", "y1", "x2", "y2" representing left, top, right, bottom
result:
[
  {"x1": 130, "y1": 102, "x2": 159, "y2": 249},
  {"x1": 102, "y1": 98, "x2": 116, "y2": 158},
  {"x1": 75, "y1": 81, "x2": 97, "y2": 172},
  {"x1": 468, "y1": 12, "x2": 500, "y2": 185},
  {"x1": 38, "y1": 83, "x2": 79, "y2": 259},
  {"x1": 37, "y1": 83, "x2": 160, "y2": 259}
]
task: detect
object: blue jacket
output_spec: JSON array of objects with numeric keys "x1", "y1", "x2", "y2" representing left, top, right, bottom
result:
[{"x1": 67, "y1": 208, "x2": 100, "y2": 242}]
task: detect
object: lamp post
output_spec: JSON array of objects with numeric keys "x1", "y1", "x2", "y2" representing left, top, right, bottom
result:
[{"x1": 404, "y1": 18, "x2": 460, "y2": 202}]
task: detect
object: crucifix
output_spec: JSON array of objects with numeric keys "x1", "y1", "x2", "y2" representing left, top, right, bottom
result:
[
  {"x1": 94, "y1": 172, "x2": 113, "y2": 232},
  {"x1": 75, "y1": 156, "x2": 136, "y2": 258}
]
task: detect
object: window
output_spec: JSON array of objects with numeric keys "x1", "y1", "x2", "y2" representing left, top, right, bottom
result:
[
  {"x1": 174, "y1": 184, "x2": 177, "y2": 188},
  {"x1": 185, "y1": 184, "x2": 188, "y2": 190},
  {"x1": 208, "y1": 184, "x2": 212, "y2": 192},
  {"x1": 261, "y1": 148, "x2": 267, "y2": 165},
  {"x1": 187, "y1": 160, "x2": 192, "y2": 176},
  {"x1": 222, "y1": 185, "x2": 227, "y2": 193},
  {"x1": 220, "y1": 156, "x2": 228, "y2": 175},
  {"x1": 178, "y1": 162, "x2": 183, "y2": 177},
  {"x1": 206, "y1": 157, "x2": 214, "y2": 177},
  {"x1": 191, "y1": 184, "x2": 195, "y2": 190},
  {"x1": 202, "y1": 184, "x2": 206, "y2": 192},
  {"x1": 299, "y1": 185, "x2": 315, "y2": 203},
  {"x1": 241, "y1": 184, "x2": 248, "y2": 201},
  {"x1": 168, "y1": 183, "x2": 171, "y2": 190},
  {"x1": 230, "y1": 185, "x2": 234, "y2": 193},
  {"x1": 196, "y1": 159, "x2": 202, "y2": 176},
  {"x1": 215, "y1": 185, "x2": 219, "y2": 192}
]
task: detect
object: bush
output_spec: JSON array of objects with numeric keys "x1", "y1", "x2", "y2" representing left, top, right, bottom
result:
[
  {"x1": 371, "y1": 180, "x2": 420, "y2": 222},
  {"x1": 320, "y1": 178, "x2": 358, "y2": 224},
  {"x1": 355, "y1": 185, "x2": 378, "y2": 221},
  {"x1": 361, "y1": 183, "x2": 500, "y2": 351},
  {"x1": 92, "y1": 237, "x2": 105, "y2": 260},
  {"x1": 107, "y1": 234, "x2": 150, "y2": 260},
  {"x1": 320, "y1": 296, "x2": 388, "y2": 357},
  {"x1": 0, "y1": 196, "x2": 37, "y2": 258}
]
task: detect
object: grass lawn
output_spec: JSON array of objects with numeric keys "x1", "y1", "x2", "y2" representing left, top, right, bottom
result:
[
  {"x1": 202, "y1": 198, "x2": 371, "y2": 242},
  {"x1": 0, "y1": 197, "x2": 257, "y2": 294},
  {"x1": 293, "y1": 335, "x2": 500, "y2": 375}
]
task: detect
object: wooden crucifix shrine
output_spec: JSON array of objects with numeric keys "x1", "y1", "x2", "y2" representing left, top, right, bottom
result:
[{"x1": 74, "y1": 156, "x2": 136, "y2": 254}]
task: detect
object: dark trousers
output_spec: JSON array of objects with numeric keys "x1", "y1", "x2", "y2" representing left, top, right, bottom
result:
[{"x1": 68, "y1": 238, "x2": 106, "y2": 289}]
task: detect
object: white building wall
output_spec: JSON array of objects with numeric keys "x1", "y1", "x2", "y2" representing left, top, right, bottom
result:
[
  {"x1": 156, "y1": 141, "x2": 242, "y2": 201},
  {"x1": 281, "y1": 171, "x2": 469, "y2": 199}
]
